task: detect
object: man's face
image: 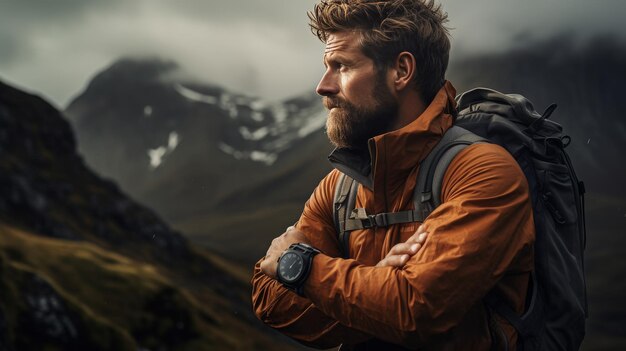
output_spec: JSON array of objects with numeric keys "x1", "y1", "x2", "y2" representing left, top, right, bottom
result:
[{"x1": 317, "y1": 31, "x2": 398, "y2": 149}]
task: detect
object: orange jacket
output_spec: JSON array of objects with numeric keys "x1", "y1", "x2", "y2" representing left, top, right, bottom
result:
[{"x1": 251, "y1": 81, "x2": 535, "y2": 350}]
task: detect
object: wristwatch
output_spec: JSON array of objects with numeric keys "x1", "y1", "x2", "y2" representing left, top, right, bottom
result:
[{"x1": 276, "y1": 243, "x2": 320, "y2": 295}]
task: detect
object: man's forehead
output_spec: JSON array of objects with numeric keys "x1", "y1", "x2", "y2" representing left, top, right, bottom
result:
[{"x1": 324, "y1": 31, "x2": 360, "y2": 55}]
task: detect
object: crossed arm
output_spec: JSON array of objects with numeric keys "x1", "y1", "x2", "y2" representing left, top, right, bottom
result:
[
  {"x1": 252, "y1": 224, "x2": 429, "y2": 348},
  {"x1": 259, "y1": 224, "x2": 429, "y2": 279}
]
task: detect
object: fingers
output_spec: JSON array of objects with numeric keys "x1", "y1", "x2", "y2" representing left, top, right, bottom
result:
[
  {"x1": 386, "y1": 225, "x2": 430, "y2": 257},
  {"x1": 401, "y1": 233, "x2": 427, "y2": 250},
  {"x1": 406, "y1": 225, "x2": 429, "y2": 244},
  {"x1": 376, "y1": 254, "x2": 410, "y2": 268},
  {"x1": 376, "y1": 224, "x2": 431, "y2": 268},
  {"x1": 387, "y1": 242, "x2": 422, "y2": 257},
  {"x1": 409, "y1": 232, "x2": 428, "y2": 245}
]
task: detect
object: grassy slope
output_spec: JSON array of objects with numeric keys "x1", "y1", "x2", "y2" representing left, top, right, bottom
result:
[{"x1": 0, "y1": 223, "x2": 294, "y2": 351}]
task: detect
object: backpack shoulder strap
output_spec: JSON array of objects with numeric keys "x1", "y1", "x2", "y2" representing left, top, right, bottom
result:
[
  {"x1": 333, "y1": 172, "x2": 358, "y2": 258},
  {"x1": 414, "y1": 126, "x2": 489, "y2": 217}
]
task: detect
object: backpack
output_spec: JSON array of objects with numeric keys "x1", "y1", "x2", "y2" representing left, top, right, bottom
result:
[{"x1": 332, "y1": 87, "x2": 587, "y2": 350}]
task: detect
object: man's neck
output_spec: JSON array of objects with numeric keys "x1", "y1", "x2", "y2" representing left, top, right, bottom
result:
[{"x1": 391, "y1": 89, "x2": 427, "y2": 131}]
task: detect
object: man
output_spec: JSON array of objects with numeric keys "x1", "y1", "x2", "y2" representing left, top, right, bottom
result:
[{"x1": 251, "y1": 0, "x2": 535, "y2": 350}]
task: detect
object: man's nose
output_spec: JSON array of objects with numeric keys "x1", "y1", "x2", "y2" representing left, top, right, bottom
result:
[{"x1": 316, "y1": 70, "x2": 339, "y2": 96}]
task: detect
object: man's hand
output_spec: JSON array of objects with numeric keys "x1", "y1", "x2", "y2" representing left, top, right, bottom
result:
[
  {"x1": 260, "y1": 226, "x2": 308, "y2": 279},
  {"x1": 376, "y1": 224, "x2": 429, "y2": 268}
]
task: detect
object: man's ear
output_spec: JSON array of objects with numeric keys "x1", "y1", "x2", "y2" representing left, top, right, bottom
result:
[{"x1": 392, "y1": 52, "x2": 416, "y2": 92}]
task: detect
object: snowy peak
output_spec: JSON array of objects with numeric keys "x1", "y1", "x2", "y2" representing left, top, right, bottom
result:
[{"x1": 66, "y1": 58, "x2": 327, "y2": 174}]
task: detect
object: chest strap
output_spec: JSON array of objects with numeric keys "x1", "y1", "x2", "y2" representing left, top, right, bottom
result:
[
  {"x1": 333, "y1": 126, "x2": 488, "y2": 258},
  {"x1": 342, "y1": 208, "x2": 424, "y2": 231}
]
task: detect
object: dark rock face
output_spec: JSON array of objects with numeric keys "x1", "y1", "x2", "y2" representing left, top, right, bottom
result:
[
  {"x1": 0, "y1": 305, "x2": 12, "y2": 351},
  {"x1": 0, "y1": 80, "x2": 188, "y2": 261},
  {"x1": 18, "y1": 275, "x2": 81, "y2": 347}
]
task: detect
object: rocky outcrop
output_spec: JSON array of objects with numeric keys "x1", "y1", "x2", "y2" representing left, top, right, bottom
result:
[{"x1": 0, "y1": 80, "x2": 187, "y2": 261}]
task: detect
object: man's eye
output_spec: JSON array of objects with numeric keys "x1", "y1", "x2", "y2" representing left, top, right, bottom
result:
[{"x1": 327, "y1": 61, "x2": 348, "y2": 71}]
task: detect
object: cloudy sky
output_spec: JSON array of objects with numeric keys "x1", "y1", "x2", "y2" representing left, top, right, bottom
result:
[{"x1": 0, "y1": 0, "x2": 624, "y2": 108}]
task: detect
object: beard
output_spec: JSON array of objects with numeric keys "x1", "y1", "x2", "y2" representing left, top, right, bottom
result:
[{"x1": 323, "y1": 77, "x2": 398, "y2": 150}]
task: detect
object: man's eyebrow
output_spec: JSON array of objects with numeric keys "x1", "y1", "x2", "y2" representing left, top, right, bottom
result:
[
  {"x1": 323, "y1": 53, "x2": 351, "y2": 66},
  {"x1": 322, "y1": 53, "x2": 339, "y2": 68}
]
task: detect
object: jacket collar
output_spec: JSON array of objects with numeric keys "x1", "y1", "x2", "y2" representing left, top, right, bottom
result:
[{"x1": 328, "y1": 80, "x2": 457, "y2": 191}]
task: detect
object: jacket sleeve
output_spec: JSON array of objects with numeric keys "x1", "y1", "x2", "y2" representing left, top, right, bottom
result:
[
  {"x1": 300, "y1": 143, "x2": 535, "y2": 348},
  {"x1": 251, "y1": 170, "x2": 372, "y2": 348}
]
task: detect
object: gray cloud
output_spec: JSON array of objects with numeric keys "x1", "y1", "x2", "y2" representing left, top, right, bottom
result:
[
  {"x1": 445, "y1": 0, "x2": 626, "y2": 57},
  {"x1": 158, "y1": 0, "x2": 312, "y2": 27},
  {"x1": 0, "y1": 30, "x2": 22, "y2": 64},
  {"x1": 0, "y1": 0, "x2": 624, "y2": 107}
]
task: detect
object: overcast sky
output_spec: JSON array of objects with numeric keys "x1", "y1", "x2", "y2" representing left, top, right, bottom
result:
[{"x1": 0, "y1": 0, "x2": 624, "y2": 108}]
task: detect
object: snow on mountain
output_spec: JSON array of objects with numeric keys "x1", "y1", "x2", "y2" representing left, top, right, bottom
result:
[
  {"x1": 173, "y1": 83, "x2": 326, "y2": 166},
  {"x1": 239, "y1": 126, "x2": 269, "y2": 141},
  {"x1": 148, "y1": 131, "x2": 180, "y2": 169},
  {"x1": 174, "y1": 83, "x2": 218, "y2": 105}
]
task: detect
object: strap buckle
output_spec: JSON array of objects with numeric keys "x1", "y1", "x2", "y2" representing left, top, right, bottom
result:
[
  {"x1": 362, "y1": 215, "x2": 376, "y2": 228},
  {"x1": 361, "y1": 214, "x2": 388, "y2": 228},
  {"x1": 349, "y1": 208, "x2": 388, "y2": 229},
  {"x1": 371, "y1": 214, "x2": 388, "y2": 227}
]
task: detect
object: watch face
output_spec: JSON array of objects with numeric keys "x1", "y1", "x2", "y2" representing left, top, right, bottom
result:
[{"x1": 279, "y1": 252, "x2": 304, "y2": 283}]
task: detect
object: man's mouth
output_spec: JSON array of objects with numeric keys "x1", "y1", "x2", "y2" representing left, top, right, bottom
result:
[{"x1": 323, "y1": 97, "x2": 344, "y2": 110}]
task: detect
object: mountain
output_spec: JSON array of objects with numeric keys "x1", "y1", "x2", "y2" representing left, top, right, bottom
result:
[
  {"x1": 0, "y1": 80, "x2": 299, "y2": 350},
  {"x1": 65, "y1": 59, "x2": 333, "y2": 263}
]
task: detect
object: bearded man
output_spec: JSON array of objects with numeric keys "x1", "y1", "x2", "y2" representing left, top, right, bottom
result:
[{"x1": 251, "y1": 1, "x2": 535, "y2": 350}]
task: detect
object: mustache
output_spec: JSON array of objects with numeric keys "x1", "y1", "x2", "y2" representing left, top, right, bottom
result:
[{"x1": 323, "y1": 96, "x2": 349, "y2": 110}]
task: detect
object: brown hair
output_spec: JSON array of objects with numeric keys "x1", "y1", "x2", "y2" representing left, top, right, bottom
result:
[{"x1": 309, "y1": 0, "x2": 451, "y2": 103}]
